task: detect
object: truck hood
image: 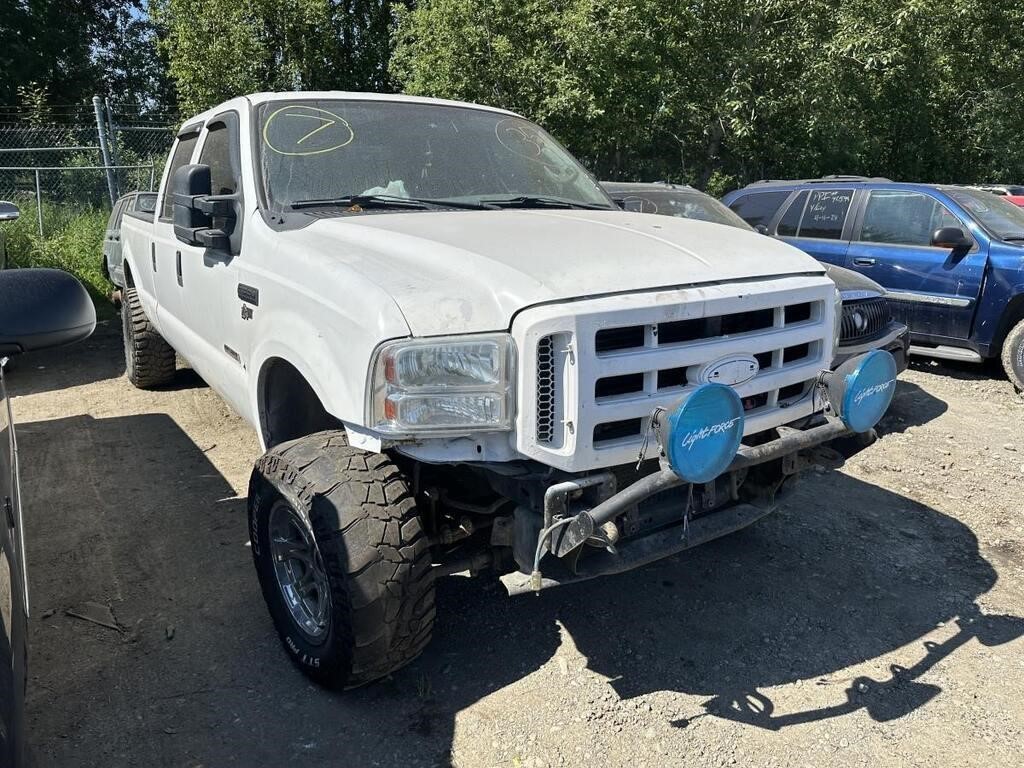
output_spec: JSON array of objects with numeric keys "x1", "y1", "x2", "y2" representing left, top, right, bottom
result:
[{"x1": 285, "y1": 209, "x2": 827, "y2": 336}]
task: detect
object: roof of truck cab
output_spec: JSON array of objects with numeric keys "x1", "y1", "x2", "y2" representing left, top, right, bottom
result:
[{"x1": 179, "y1": 91, "x2": 520, "y2": 129}]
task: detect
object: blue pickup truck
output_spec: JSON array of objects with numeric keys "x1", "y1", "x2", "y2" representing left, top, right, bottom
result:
[{"x1": 723, "y1": 177, "x2": 1024, "y2": 391}]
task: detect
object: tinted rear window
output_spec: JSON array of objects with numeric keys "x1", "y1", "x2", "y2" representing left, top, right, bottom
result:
[
  {"x1": 728, "y1": 191, "x2": 790, "y2": 228},
  {"x1": 776, "y1": 190, "x2": 808, "y2": 236}
]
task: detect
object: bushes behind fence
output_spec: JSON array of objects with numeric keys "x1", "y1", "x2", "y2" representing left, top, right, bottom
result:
[{"x1": 5, "y1": 201, "x2": 114, "y2": 318}]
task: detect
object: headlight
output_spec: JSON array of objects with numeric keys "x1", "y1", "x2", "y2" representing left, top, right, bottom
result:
[{"x1": 367, "y1": 334, "x2": 515, "y2": 434}]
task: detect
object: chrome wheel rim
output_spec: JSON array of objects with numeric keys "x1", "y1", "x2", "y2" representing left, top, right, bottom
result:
[{"x1": 268, "y1": 500, "x2": 331, "y2": 642}]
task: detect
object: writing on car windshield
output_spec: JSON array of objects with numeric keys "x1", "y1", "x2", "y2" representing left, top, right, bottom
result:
[{"x1": 257, "y1": 100, "x2": 612, "y2": 212}]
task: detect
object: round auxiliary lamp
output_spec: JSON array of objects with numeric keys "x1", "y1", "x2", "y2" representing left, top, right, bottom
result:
[
  {"x1": 655, "y1": 383, "x2": 745, "y2": 483},
  {"x1": 824, "y1": 349, "x2": 898, "y2": 433}
]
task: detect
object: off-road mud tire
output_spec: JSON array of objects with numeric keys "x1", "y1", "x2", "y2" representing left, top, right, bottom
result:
[
  {"x1": 248, "y1": 430, "x2": 435, "y2": 688},
  {"x1": 122, "y1": 286, "x2": 175, "y2": 388}
]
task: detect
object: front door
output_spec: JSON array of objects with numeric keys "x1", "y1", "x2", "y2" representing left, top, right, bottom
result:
[
  {"x1": 176, "y1": 112, "x2": 249, "y2": 415},
  {"x1": 844, "y1": 189, "x2": 987, "y2": 341},
  {"x1": 0, "y1": 363, "x2": 27, "y2": 767}
]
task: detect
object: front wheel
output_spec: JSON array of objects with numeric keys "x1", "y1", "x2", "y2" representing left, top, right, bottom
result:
[
  {"x1": 1001, "y1": 318, "x2": 1024, "y2": 393},
  {"x1": 122, "y1": 286, "x2": 175, "y2": 388},
  {"x1": 248, "y1": 430, "x2": 435, "y2": 688}
]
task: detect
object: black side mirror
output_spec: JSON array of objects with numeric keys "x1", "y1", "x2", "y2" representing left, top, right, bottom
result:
[
  {"x1": 172, "y1": 164, "x2": 234, "y2": 250},
  {"x1": 0, "y1": 201, "x2": 19, "y2": 222},
  {"x1": 754, "y1": 224, "x2": 769, "y2": 235},
  {"x1": 610, "y1": 197, "x2": 626, "y2": 210},
  {"x1": 0, "y1": 269, "x2": 95, "y2": 356},
  {"x1": 931, "y1": 227, "x2": 971, "y2": 251}
]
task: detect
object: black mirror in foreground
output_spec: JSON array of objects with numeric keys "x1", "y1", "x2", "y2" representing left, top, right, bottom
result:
[
  {"x1": 931, "y1": 226, "x2": 972, "y2": 251},
  {"x1": 172, "y1": 163, "x2": 234, "y2": 250},
  {"x1": 0, "y1": 268, "x2": 96, "y2": 356}
]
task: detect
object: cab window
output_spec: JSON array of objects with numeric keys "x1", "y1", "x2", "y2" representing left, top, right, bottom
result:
[
  {"x1": 727, "y1": 191, "x2": 790, "y2": 229},
  {"x1": 776, "y1": 191, "x2": 808, "y2": 236},
  {"x1": 159, "y1": 132, "x2": 200, "y2": 221},
  {"x1": 198, "y1": 119, "x2": 240, "y2": 196},
  {"x1": 858, "y1": 190, "x2": 961, "y2": 247}
]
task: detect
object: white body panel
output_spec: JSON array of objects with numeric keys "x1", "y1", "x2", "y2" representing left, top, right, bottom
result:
[{"x1": 120, "y1": 91, "x2": 838, "y2": 470}]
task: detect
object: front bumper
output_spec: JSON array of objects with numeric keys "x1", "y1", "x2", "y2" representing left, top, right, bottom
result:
[
  {"x1": 835, "y1": 321, "x2": 909, "y2": 373},
  {"x1": 500, "y1": 417, "x2": 853, "y2": 595}
]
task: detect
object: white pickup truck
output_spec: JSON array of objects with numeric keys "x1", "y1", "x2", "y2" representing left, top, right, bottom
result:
[{"x1": 118, "y1": 92, "x2": 898, "y2": 688}]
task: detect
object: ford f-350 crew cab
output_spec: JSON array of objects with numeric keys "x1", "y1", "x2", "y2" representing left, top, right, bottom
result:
[{"x1": 118, "y1": 92, "x2": 897, "y2": 689}]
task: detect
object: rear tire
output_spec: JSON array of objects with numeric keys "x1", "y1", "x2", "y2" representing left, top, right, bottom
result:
[
  {"x1": 248, "y1": 430, "x2": 435, "y2": 688},
  {"x1": 1001, "y1": 318, "x2": 1024, "y2": 393},
  {"x1": 122, "y1": 286, "x2": 175, "y2": 388}
]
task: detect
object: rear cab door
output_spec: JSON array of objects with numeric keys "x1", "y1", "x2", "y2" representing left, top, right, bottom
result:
[
  {"x1": 844, "y1": 187, "x2": 987, "y2": 341},
  {"x1": 771, "y1": 186, "x2": 856, "y2": 268}
]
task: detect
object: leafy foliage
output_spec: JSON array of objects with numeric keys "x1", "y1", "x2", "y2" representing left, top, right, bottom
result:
[
  {"x1": 393, "y1": 0, "x2": 1024, "y2": 188},
  {"x1": 154, "y1": 0, "x2": 410, "y2": 114}
]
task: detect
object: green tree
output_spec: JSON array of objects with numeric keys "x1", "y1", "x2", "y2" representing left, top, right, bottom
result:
[
  {"x1": 154, "y1": 0, "x2": 409, "y2": 114},
  {"x1": 393, "y1": 0, "x2": 1024, "y2": 188}
]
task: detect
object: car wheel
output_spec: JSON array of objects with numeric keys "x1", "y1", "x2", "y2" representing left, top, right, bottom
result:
[
  {"x1": 122, "y1": 286, "x2": 176, "y2": 388},
  {"x1": 1001, "y1": 318, "x2": 1024, "y2": 393},
  {"x1": 248, "y1": 430, "x2": 435, "y2": 688}
]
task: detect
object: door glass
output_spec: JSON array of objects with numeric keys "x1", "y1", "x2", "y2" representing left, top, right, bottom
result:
[
  {"x1": 727, "y1": 191, "x2": 790, "y2": 229},
  {"x1": 199, "y1": 122, "x2": 239, "y2": 196},
  {"x1": 776, "y1": 190, "x2": 808, "y2": 236},
  {"x1": 107, "y1": 198, "x2": 127, "y2": 232},
  {"x1": 798, "y1": 189, "x2": 853, "y2": 239},
  {"x1": 159, "y1": 132, "x2": 200, "y2": 221},
  {"x1": 860, "y1": 191, "x2": 960, "y2": 246}
]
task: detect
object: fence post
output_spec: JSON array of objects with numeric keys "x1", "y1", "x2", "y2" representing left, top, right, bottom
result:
[
  {"x1": 34, "y1": 170, "x2": 43, "y2": 237},
  {"x1": 92, "y1": 95, "x2": 117, "y2": 204}
]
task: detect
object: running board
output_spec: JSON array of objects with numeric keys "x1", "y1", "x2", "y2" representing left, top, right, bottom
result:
[{"x1": 909, "y1": 344, "x2": 983, "y2": 363}]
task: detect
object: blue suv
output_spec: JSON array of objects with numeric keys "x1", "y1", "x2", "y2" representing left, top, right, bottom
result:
[{"x1": 723, "y1": 177, "x2": 1024, "y2": 391}]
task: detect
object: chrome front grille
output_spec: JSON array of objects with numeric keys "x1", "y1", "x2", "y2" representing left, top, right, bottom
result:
[
  {"x1": 514, "y1": 276, "x2": 837, "y2": 472},
  {"x1": 840, "y1": 297, "x2": 891, "y2": 344}
]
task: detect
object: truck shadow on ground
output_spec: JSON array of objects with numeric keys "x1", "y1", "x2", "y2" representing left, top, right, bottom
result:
[
  {"x1": 400, "y1": 470, "x2": 1021, "y2": 764},
  {"x1": 16, "y1": 410, "x2": 1021, "y2": 767},
  {"x1": 877, "y1": 379, "x2": 948, "y2": 433},
  {"x1": 5, "y1": 321, "x2": 205, "y2": 398}
]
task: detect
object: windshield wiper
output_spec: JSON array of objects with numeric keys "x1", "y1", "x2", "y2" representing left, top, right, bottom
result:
[
  {"x1": 1001, "y1": 234, "x2": 1024, "y2": 241},
  {"x1": 291, "y1": 194, "x2": 492, "y2": 211},
  {"x1": 479, "y1": 195, "x2": 612, "y2": 211}
]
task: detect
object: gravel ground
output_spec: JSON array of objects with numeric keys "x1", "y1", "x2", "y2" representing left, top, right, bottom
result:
[{"x1": 7, "y1": 321, "x2": 1024, "y2": 768}]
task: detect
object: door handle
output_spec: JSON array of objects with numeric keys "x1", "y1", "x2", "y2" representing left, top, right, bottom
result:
[{"x1": 852, "y1": 257, "x2": 876, "y2": 266}]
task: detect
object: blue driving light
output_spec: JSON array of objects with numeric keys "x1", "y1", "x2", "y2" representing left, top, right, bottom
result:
[
  {"x1": 827, "y1": 349, "x2": 898, "y2": 433},
  {"x1": 657, "y1": 383, "x2": 745, "y2": 483}
]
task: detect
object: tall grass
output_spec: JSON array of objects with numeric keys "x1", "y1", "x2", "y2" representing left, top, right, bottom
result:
[{"x1": 4, "y1": 201, "x2": 115, "y2": 319}]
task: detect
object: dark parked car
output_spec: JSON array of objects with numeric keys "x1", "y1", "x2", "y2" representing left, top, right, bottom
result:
[
  {"x1": 722, "y1": 176, "x2": 1024, "y2": 391},
  {"x1": 0, "y1": 202, "x2": 19, "y2": 271},
  {"x1": 602, "y1": 181, "x2": 910, "y2": 371},
  {"x1": 102, "y1": 191, "x2": 157, "y2": 288},
  {"x1": 1, "y1": 269, "x2": 95, "y2": 767}
]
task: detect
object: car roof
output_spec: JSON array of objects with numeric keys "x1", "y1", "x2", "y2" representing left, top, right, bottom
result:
[
  {"x1": 181, "y1": 91, "x2": 520, "y2": 129},
  {"x1": 733, "y1": 177, "x2": 983, "y2": 196}
]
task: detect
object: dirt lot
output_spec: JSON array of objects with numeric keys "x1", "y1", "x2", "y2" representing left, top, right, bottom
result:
[{"x1": 8, "y1": 321, "x2": 1024, "y2": 767}]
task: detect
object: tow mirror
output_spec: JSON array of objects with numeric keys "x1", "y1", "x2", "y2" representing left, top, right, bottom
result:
[
  {"x1": 0, "y1": 269, "x2": 95, "y2": 356},
  {"x1": 0, "y1": 201, "x2": 19, "y2": 222},
  {"x1": 930, "y1": 226, "x2": 971, "y2": 251},
  {"x1": 172, "y1": 163, "x2": 234, "y2": 251}
]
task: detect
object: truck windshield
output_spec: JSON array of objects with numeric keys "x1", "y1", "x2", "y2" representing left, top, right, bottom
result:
[
  {"x1": 255, "y1": 99, "x2": 614, "y2": 212},
  {"x1": 947, "y1": 187, "x2": 1024, "y2": 240}
]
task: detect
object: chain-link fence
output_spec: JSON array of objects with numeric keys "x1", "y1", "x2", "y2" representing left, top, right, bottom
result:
[{"x1": 0, "y1": 97, "x2": 175, "y2": 236}]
